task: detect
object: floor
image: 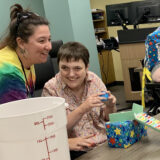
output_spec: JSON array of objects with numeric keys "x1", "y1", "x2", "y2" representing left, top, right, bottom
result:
[
  {"x1": 107, "y1": 84, "x2": 135, "y2": 111},
  {"x1": 108, "y1": 84, "x2": 151, "y2": 113}
]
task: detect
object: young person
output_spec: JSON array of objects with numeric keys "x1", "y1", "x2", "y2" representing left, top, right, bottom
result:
[
  {"x1": 0, "y1": 3, "x2": 52, "y2": 104},
  {"x1": 42, "y1": 41, "x2": 117, "y2": 159}
]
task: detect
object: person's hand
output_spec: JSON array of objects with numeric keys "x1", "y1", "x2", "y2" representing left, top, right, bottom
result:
[
  {"x1": 102, "y1": 90, "x2": 117, "y2": 120},
  {"x1": 68, "y1": 135, "x2": 96, "y2": 151},
  {"x1": 104, "y1": 90, "x2": 116, "y2": 107},
  {"x1": 80, "y1": 94, "x2": 104, "y2": 113}
]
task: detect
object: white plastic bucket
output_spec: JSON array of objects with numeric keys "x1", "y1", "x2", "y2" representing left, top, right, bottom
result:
[{"x1": 0, "y1": 97, "x2": 70, "y2": 160}]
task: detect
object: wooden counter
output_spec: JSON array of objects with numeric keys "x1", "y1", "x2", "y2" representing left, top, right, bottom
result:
[{"x1": 118, "y1": 28, "x2": 156, "y2": 101}]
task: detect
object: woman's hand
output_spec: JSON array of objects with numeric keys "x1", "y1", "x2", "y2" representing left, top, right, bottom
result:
[
  {"x1": 67, "y1": 91, "x2": 116, "y2": 132},
  {"x1": 68, "y1": 135, "x2": 96, "y2": 151},
  {"x1": 80, "y1": 94, "x2": 104, "y2": 113},
  {"x1": 67, "y1": 94, "x2": 104, "y2": 133},
  {"x1": 102, "y1": 90, "x2": 117, "y2": 120},
  {"x1": 105, "y1": 90, "x2": 116, "y2": 107}
]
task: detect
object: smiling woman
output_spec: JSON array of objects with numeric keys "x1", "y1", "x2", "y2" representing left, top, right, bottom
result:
[
  {"x1": 0, "y1": 3, "x2": 52, "y2": 104},
  {"x1": 17, "y1": 25, "x2": 51, "y2": 66},
  {"x1": 59, "y1": 59, "x2": 88, "y2": 92},
  {"x1": 42, "y1": 41, "x2": 117, "y2": 160}
]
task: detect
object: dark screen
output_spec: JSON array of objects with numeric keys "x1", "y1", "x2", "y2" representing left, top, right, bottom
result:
[{"x1": 106, "y1": 1, "x2": 160, "y2": 27}]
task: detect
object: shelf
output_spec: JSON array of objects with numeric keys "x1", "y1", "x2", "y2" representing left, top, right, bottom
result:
[
  {"x1": 91, "y1": 9, "x2": 115, "y2": 84},
  {"x1": 92, "y1": 9, "x2": 107, "y2": 37},
  {"x1": 93, "y1": 18, "x2": 104, "y2": 22},
  {"x1": 92, "y1": 10, "x2": 104, "y2": 14},
  {"x1": 95, "y1": 31, "x2": 106, "y2": 34}
]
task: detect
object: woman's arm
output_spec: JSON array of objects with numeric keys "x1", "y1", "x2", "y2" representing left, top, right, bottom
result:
[
  {"x1": 67, "y1": 93, "x2": 104, "y2": 133},
  {"x1": 0, "y1": 74, "x2": 27, "y2": 104},
  {"x1": 91, "y1": 73, "x2": 117, "y2": 121}
]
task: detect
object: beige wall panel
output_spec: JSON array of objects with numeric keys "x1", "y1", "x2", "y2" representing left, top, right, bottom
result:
[{"x1": 119, "y1": 43, "x2": 145, "y2": 60}]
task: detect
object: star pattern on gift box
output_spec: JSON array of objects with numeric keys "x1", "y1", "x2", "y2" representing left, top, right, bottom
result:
[
  {"x1": 145, "y1": 126, "x2": 148, "y2": 130},
  {"x1": 114, "y1": 128, "x2": 121, "y2": 135},
  {"x1": 119, "y1": 139, "x2": 123, "y2": 143},
  {"x1": 109, "y1": 137, "x2": 116, "y2": 145},
  {"x1": 105, "y1": 120, "x2": 147, "y2": 148},
  {"x1": 130, "y1": 130, "x2": 134, "y2": 137},
  {"x1": 124, "y1": 143, "x2": 131, "y2": 149},
  {"x1": 106, "y1": 124, "x2": 110, "y2": 129}
]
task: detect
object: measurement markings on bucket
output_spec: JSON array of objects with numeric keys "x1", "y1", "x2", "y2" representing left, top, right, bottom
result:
[
  {"x1": 34, "y1": 115, "x2": 54, "y2": 130},
  {"x1": 34, "y1": 115, "x2": 58, "y2": 160}
]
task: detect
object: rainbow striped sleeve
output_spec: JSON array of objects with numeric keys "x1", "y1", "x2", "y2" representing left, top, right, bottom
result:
[{"x1": 0, "y1": 62, "x2": 27, "y2": 104}]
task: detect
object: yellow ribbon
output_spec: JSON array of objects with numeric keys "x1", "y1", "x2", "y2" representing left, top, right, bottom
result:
[{"x1": 141, "y1": 67, "x2": 152, "y2": 108}]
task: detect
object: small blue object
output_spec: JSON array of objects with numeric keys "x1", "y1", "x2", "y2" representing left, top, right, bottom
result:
[{"x1": 100, "y1": 92, "x2": 109, "y2": 101}]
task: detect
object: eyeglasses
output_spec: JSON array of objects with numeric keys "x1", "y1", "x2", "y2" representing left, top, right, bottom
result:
[{"x1": 16, "y1": 12, "x2": 31, "y2": 36}]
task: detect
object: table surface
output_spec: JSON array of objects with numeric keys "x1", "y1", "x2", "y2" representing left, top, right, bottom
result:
[{"x1": 76, "y1": 115, "x2": 160, "y2": 160}]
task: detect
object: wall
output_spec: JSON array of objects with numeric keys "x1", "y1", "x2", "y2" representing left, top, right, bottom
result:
[
  {"x1": 43, "y1": 0, "x2": 101, "y2": 77},
  {"x1": 0, "y1": 0, "x2": 45, "y2": 37},
  {"x1": 0, "y1": 0, "x2": 101, "y2": 78},
  {"x1": 90, "y1": 0, "x2": 160, "y2": 81}
]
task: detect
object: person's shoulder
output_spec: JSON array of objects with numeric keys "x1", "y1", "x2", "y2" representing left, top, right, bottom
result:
[
  {"x1": 148, "y1": 27, "x2": 160, "y2": 39},
  {"x1": 0, "y1": 47, "x2": 23, "y2": 78},
  {"x1": 87, "y1": 71, "x2": 104, "y2": 85},
  {"x1": 88, "y1": 71, "x2": 101, "y2": 80},
  {"x1": 0, "y1": 46, "x2": 20, "y2": 67},
  {"x1": 87, "y1": 71, "x2": 106, "y2": 91},
  {"x1": 44, "y1": 72, "x2": 61, "y2": 88},
  {"x1": 0, "y1": 46, "x2": 14, "y2": 57}
]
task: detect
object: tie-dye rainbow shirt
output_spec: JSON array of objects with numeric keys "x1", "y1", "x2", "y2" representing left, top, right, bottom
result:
[{"x1": 0, "y1": 46, "x2": 36, "y2": 104}]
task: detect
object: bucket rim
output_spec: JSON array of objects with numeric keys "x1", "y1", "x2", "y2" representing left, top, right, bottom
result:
[{"x1": 0, "y1": 97, "x2": 65, "y2": 119}]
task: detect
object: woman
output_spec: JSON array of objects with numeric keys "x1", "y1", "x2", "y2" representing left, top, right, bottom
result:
[
  {"x1": 144, "y1": 27, "x2": 160, "y2": 82},
  {"x1": 42, "y1": 42, "x2": 117, "y2": 158},
  {"x1": 0, "y1": 4, "x2": 52, "y2": 104}
]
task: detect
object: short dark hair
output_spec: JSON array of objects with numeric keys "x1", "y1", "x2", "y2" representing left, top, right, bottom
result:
[
  {"x1": 57, "y1": 42, "x2": 90, "y2": 67},
  {"x1": 0, "y1": 4, "x2": 49, "y2": 49}
]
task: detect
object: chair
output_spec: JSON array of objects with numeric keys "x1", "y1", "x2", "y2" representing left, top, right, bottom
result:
[
  {"x1": 141, "y1": 60, "x2": 160, "y2": 116},
  {"x1": 34, "y1": 40, "x2": 63, "y2": 97},
  {"x1": 49, "y1": 40, "x2": 63, "y2": 74},
  {"x1": 49, "y1": 40, "x2": 63, "y2": 58},
  {"x1": 144, "y1": 82, "x2": 160, "y2": 115},
  {"x1": 34, "y1": 55, "x2": 55, "y2": 97}
]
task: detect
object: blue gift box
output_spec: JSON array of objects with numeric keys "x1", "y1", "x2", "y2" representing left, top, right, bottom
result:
[{"x1": 105, "y1": 120, "x2": 147, "y2": 148}]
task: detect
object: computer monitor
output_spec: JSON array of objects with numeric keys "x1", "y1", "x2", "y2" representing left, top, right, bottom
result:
[
  {"x1": 135, "y1": 3, "x2": 160, "y2": 24},
  {"x1": 106, "y1": 3, "x2": 131, "y2": 27},
  {"x1": 106, "y1": 1, "x2": 160, "y2": 29}
]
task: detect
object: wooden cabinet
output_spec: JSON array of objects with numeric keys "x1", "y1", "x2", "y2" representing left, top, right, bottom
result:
[
  {"x1": 91, "y1": 9, "x2": 115, "y2": 84},
  {"x1": 119, "y1": 43, "x2": 145, "y2": 101}
]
